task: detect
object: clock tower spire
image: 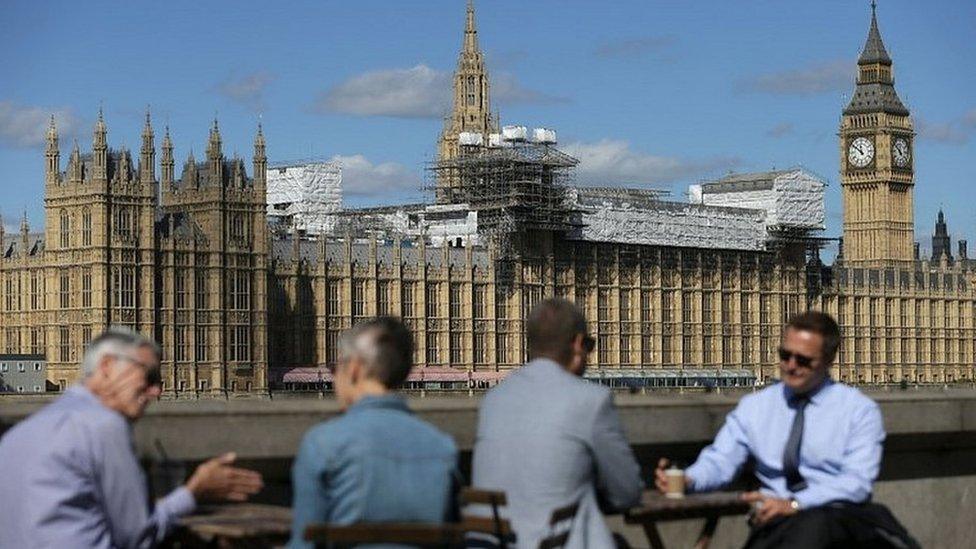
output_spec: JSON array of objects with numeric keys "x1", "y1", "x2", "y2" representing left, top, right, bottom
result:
[{"x1": 839, "y1": 2, "x2": 915, "y2": 266}]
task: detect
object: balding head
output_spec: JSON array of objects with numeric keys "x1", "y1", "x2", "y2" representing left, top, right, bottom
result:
[{"x1": 526, "y1": 298, "x2": 589, "y2": 367}]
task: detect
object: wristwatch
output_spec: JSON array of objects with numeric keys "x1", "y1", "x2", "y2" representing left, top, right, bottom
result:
[{"x1": 789, "y1": 499, "x2": 800, "y2": 512}]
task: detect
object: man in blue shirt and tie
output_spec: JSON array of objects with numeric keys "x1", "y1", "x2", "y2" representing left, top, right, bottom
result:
[
  {"x1": 288, "y1": 317, "x2": 459, "y2": 548},
  {"x1": 656, "y1": 311, "x2": 917, "y2": 548}
]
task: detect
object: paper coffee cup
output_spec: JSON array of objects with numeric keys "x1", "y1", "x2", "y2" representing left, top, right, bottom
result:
[{"x1": 665, "y1": 467, "x2": 685, "y2": 499}]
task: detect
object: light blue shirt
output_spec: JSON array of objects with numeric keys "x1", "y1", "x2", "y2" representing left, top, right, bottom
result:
[
  {"x1": 0, "y1": 385, "x2": 196, "y2": 549},
  {"x1": 685, "y1": 379, "x2": 885, "y2": 509},
  {"x1": 288, "y1": 394, "x2": 459, "y2": 549}
]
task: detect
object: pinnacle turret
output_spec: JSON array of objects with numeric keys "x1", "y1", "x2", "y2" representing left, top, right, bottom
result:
[
  {"x1": 140, "y1": 108, "x2": 155, "y2": 183},
  {"x1": 161, "y1": 126, "x2": 174, "y2": 186},
  {"x1": 932, "y1": 208, "x2": 952, "y2": 263},
  {"x1": 46, "y1": 115, "x2": 60, "y2": 183}
]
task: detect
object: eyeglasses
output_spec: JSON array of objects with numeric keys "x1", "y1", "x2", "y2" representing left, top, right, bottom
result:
[
  {"x1": 581, "y1": 335, "x2": 596, "y2": 353},
  {"x1": 777, "y1": 347, "x2": 814, "y2": 368},
  {"x1": 108, "y1": 353, "x2": 163, "y2": 387}
]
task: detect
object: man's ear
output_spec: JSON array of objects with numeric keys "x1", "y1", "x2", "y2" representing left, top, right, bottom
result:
[
  {"x1": 97, "y1": 355, "x2": 114, "y2": 378},
  {"x1": 571, "y1": 333, "x2": 585, "y2": 354},
  {"x1": 346, "y1": 357, "x2": 362, "y2": 384}
]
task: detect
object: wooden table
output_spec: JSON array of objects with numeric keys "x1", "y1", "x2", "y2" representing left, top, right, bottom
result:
[
  {"x1": 625, "y1": 491, "x2": 750, "y2": 549},
  {"x1": 165, "y1": 503, "x2": 292, "y2": 548}
]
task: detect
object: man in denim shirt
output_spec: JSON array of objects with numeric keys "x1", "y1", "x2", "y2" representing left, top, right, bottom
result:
[{"x1": 288, "y1": 317, "x2": 459, "y2": 548}]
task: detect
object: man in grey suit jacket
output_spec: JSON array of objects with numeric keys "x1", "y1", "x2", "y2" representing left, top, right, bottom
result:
[{"x1": 472, "y1": 298, "x2": 643, "y2": 549}]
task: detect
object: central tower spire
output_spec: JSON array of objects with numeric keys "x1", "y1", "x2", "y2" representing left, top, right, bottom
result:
[
  {"x1": 463, "y1": 0, "x2": 478, "y2": 53},
  {"x1": 436, "y1": 0, "x2": 499, "y2": 204}
]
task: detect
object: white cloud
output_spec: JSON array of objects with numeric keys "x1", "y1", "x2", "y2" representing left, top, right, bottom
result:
[
  {"x1": 917, "y1": 109, "x2": 976, "y2": 145},
  {"x1": 0, "y1": 101, "x2": 82, "y2": 149},
  {"x1": 766, "y1": 122, "x2": 795, "y2": 138},
  {"x1": 593, "y1": 35, "x2": 676, "y2": 59},
  {"x1": 315, "y1": 64, "x2": 565, "y2": 118},
  {"x1": 331, "y1": 154, "x2": 422, "y2": 198},
  {"x1": 215, "y1": 72, "x2": 273, "y2": 111},
  {"x1": 917, "y1": 119, "x2": 969, "y2": 145},
  {"x1": 492, "y1": 72, "x2": 569, "y2": 105},
  {"x1": 316, "y1": 65, "x2": 450, "y2": 118},
  {"x1": 964, "y1": 109, "x2": 976, "y2": 128},
  {"x1": 563, "y1": 139, "x2": 740, "y2": 188},
  {"x1": 739, "y1": 59, "x2": 853, "y2": 96}
]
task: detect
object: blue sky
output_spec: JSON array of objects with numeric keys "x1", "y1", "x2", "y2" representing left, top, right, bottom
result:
[{"x1": 1, "y1": 0, "x2": 974, "y2": 257}]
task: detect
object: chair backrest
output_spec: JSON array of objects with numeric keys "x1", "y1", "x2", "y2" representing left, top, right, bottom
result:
[
  {"x1": 460, "y1": 488, "x2": 507, "y2": 507},
  {"x1": 536, "y1": 501, "x2": 581, "y2": 549},
  {"x1": 460, "y1": 488, "x2": 513, "y2": 549},
  {"x1": 304, "y1": 523, "x2": 465, "y2": 548}
]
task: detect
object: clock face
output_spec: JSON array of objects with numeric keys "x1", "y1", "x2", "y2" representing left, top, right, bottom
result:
[
  {"x1": 848, "y1": 137, "x2": 875, "y2": 168},
  {"x1": 892, "y1": 138, "x2": 911, "y2": 168}
]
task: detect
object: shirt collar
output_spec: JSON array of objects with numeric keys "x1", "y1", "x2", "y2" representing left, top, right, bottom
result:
[
  {"x1": 66, "y1": 383, "x2": 100, "y2": 405},
  {"x1": 65, "y1": 384, "x2": 133, "y2": 424},
  {"x1": 782, "y1": 376, "x2": 833, "y2": 405},
  {"x1": 347, "y1": 394, "x2": 411, "y2": 414}
]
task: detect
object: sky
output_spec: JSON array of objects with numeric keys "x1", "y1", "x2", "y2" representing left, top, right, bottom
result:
[{"x1": 1, "y1": 0, "x2": 974, "y2": 258}]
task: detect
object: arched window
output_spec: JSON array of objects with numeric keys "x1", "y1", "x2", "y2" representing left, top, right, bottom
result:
[
  {"x1": 59, "y1": 210, "x2": 70, "y2": 249},
  {"x1": 114, "y1": 207, "x2": 132, "y2": 238},
  {"x1": 466, "y1": 76, "x2": 476, "y2": 106},
  {"x1": 82, "y1": 208, "x2": 92, "y2": 246}
]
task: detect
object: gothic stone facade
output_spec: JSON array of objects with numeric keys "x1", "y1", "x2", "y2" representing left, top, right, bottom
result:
[
  {"x1": 0, "y1": 113, "x2": 268, "y2": 394},
  {"x1": 1, "y1": 3, "x2": 975, "y2": 392}
]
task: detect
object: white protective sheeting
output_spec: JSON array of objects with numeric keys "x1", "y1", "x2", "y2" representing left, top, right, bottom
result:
[
  {"x1": 696, "y1": 168, "x2": 826, "y2": 231},
  {"x1": 567, "y1": 187, "x2": 766, "y2": 251},
  {"x1": 336, "y1": 203, "x2": 481, "y2": 247},
  {"x1": 501, "y1": 125, "x2": 528, "y2": 141},
  {"x1": 458, "y1": 132, "x2": 484, "y2": 146},
  {"x1": 532, "y1": 128, "x2": 557, "y2": 144},
  {"x1": 266, "y1": 161, "x2": 342, "y2": 235}
]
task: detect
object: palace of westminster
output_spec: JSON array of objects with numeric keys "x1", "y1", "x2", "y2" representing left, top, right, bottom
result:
[{"x1": 1, "y1": 3, "x2": 974, "y2": 395}]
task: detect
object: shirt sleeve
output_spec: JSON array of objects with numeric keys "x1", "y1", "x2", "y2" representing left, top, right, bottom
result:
[
  {"x1": 590, "y1": 392, "x2": 644, "y2": 511},
  {"x1": 288, "y1": 430, "x2": 333, "y2": 549},
  {"x1": 96, "y1": 418, "x2": 196, "y2": 548},
  {"x1": 793, "y1": 400, "x2": 884, "y2": 508},
  {"x1": 685, "y1": 401, "x2": 752, "y2": 493}
]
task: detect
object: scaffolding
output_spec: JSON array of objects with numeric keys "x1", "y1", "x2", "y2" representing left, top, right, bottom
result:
[
  {"x1": 266, "y1": 159, "x2": 342, "y2": 236},
  {"x1": 427, "y1": 139, "x2": 581, "y2": 252}
]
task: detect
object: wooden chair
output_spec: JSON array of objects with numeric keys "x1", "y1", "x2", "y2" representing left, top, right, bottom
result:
[
  {"x1": 459, "y1": 488, "x2": 512, "y2": 548},
  {"x1": 304, "y1": 523, "x2": 465, "y2": 548},
  {"x1": 537, "y1": 501, "x2": 580, "y2": 549}
]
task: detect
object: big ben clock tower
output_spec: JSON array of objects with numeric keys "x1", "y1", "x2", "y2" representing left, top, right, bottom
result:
[{"x1": 840, "y1": 2, "x2": 915, "y2": 266}]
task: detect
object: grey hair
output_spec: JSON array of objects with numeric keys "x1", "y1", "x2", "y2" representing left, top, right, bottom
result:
[
  {"x1": 339, "y1": 317, "x2": 413, "y2": 388},
  {"x1": 81, "y1": 327, "x2": 161, "y2": 378}
]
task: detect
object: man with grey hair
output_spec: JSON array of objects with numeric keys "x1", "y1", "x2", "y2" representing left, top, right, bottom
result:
[
  {"x1": 472, "y1": 298, "x2": 643, "y2": 548},
  {"x1": 0, "y1": 328, "x2": 264, "y2": 548},
  {"x1": 288, "y1": 316, "x2": 459, "y2": 548}
]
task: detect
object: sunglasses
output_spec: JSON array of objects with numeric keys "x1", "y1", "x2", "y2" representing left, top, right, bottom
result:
[
  {"x1": 581, "y1": 335, "x2": 596, "y2": 353},
  {"x1": 777, "y1": 347, "x2": 815, "y2": 368},
  {"x1": 109, "y1": 353, "x2": 163, "y2": 387}
]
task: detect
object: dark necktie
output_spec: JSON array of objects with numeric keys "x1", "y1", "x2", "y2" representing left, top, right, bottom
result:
[{"x1": 782, "y1": 394, "x2": 809, "y2": 492}]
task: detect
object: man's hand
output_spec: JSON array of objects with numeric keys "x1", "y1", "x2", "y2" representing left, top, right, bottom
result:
[
  {"x1": 741, "y1": 492, "x2": 798, "y2": 526},
  {"x1": 653, "y1": 458, "x2": 691, "y2": 494},
  {"x1": 186, "y1": 453, "x2": 264, "y2": 503}
]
